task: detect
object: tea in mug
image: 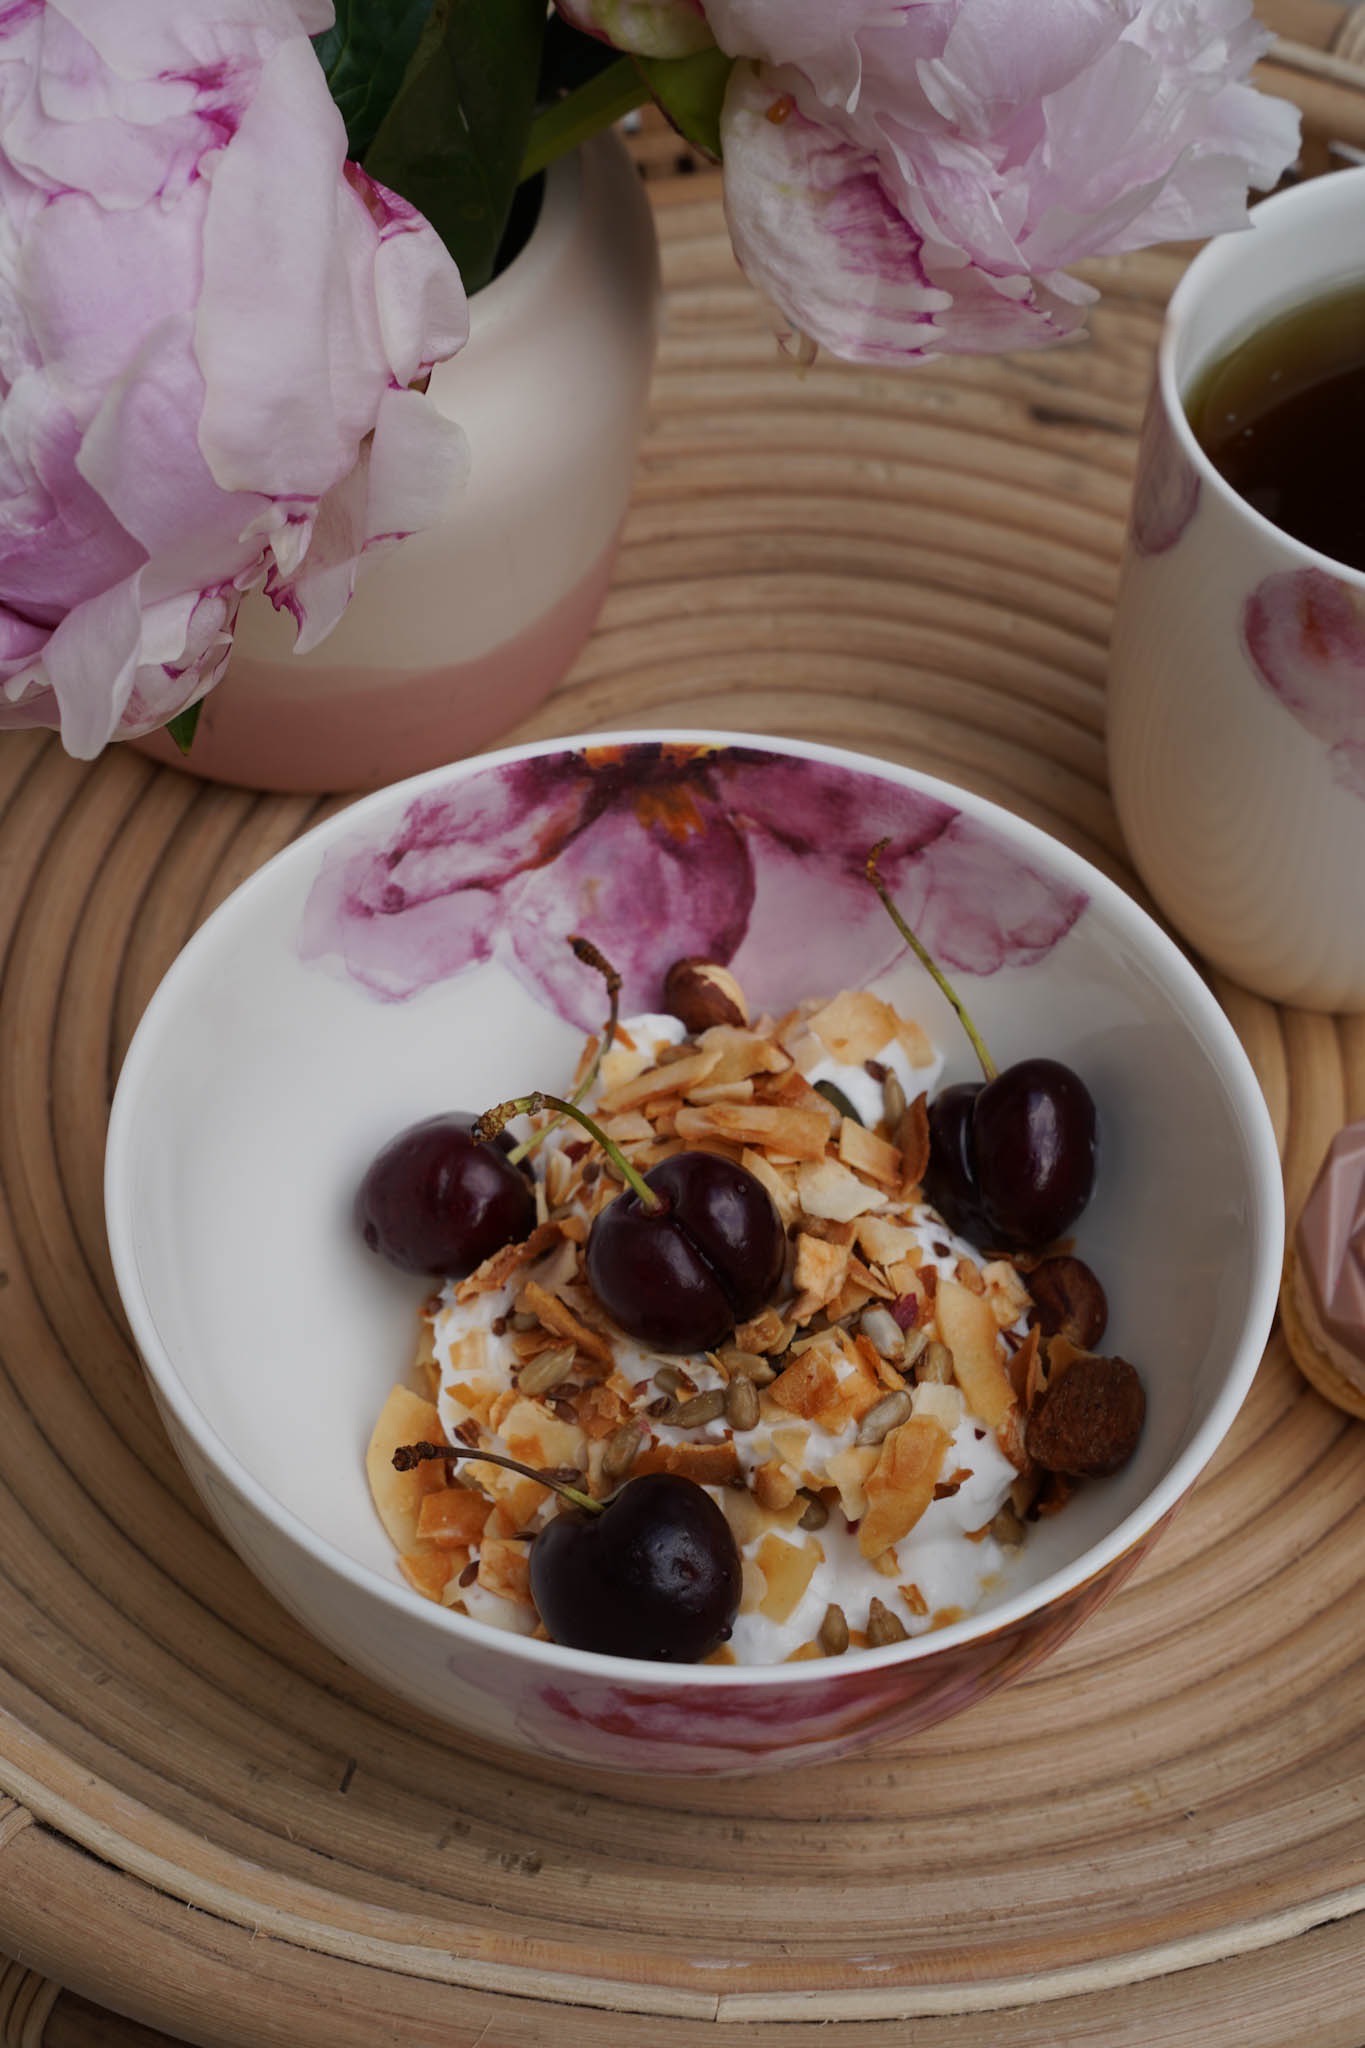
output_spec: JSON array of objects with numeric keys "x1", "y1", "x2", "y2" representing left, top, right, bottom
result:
[{"x1": 1184, "y1": 279, "x2": 1365, "y2": 572}]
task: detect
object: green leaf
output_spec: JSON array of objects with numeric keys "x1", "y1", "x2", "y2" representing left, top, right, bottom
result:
[
  {"x1": 521, "y1": 58, "x2": 650, "y2": 184},
  {"x1": 364, "y1": 0, "x2": 546, "y2": 295},
  {"x1": 164, "y1": 702, "x2": 203, "y2": 756},
  {"x1": 637, "y1": 45, "x2": 733, "y2": 161},
  {"x1": 313, "y1": 0, "x2": 437, "y2": 161}
]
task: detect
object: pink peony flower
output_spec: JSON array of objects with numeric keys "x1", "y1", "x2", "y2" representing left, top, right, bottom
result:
[
  {"x1": 0, "y1": 0, "x2": 470, "y2": 757},
  {"x1": 565, "y1": 0, "x2": 1300, "y2": 363}
]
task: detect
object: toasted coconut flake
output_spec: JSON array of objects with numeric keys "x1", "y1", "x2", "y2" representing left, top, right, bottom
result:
[
  {"x1": 416, "y1": 1488, "x2": 492, "y2": 1550},
  {"x1": 597, "y1": 1046, "x2": 721, "y2": 1114},
  {"x1": 1008, "y1": 1324, "x2": 1041, "y2": 1403},
  {"x1": 675, "y1": 1101, "x2": 830, "y2": 1162},
  {"x1": 807, "y1": 990, "x2": 902, "y2": 1068},
  {"x1": 768, "y1": 1342, "x2": 842, "y2": 1421},
  {"x1": 454, "y1": 1221, "x2": 566, "y2": 1303},
  {"x1": 731, "y1": 1308, "x2": 789, "y2": 1356},
  {"x1": 838, "y1": 1118, "x2": 903, "y2": 1187},
  {"x1": 901, "y1": 1582, "x2": 929, "y2": 1618},
  {"x1": 792, "y1": 1233, "x2": 851, "y2": 1311},
  {"x1": 697, "y1": 1025, "x2": 791, "y2": 1084},
  {"x1": 858, "y1": 1417, "x2": 951, "y2": 1559},
  {"x1": 521, "y1": 1280, "x2": 614, "y2": 1370},
  {"x1": 739, "y1": 1146, "x2": 799, "y2": 1227},
  {"x1": 477, "y1": 1537, "x2": 533, "y2": 1607},
  {"x1": 634, "y1": 1440, "x2": 743, "y2": 1486},
  {"x1": 983, "y1": 1258, "x2": 1032, "y2": 1330},
  {"x1": 757, "y1": 1534, "x2": 823, "y2": 1623},
  {"x1": 856, "y1": 1215, "x2": 927, "y2": 1267},
  {"x1": 796, "y1": 1158, "x2": 890, "y2": 1223},
  {"x1": 910, "y1": 1381, "x2": 966, "y2": 1433},
  {"x1": 400, "y1": 1547, "x2": 452, "y2": 1601},
  {"x1": 935, "y1": 1276, "x2": 1016, "y2": 1430},
  {"x1": 687, "y1": 1079, "x2": 756, "y2": 1106},
  {"x1": 897, "y1": 1094, "x2": 931, "y2": 1188},
  {"x1": 827, "y1": 1444, "x2": 878, "y2": 1521},
  {"x1": 366, "y1": 1386, "x2": 447, "y2": 1554}
]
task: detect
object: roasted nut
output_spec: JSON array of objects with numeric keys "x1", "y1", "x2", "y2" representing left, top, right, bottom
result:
[
  {"x1": 1025, "y1": 1354, "x2": 1145, "y2": 1478},
  {"x1": 1026, "y1": 1256, "x2": 1109, "y2": 1351},
  {"x1": 663, "y1": 958, "x2": 748, "y2": 1032}
]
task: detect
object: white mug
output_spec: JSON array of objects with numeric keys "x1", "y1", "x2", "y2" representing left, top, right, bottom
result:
[{"x1": 1108, "y1": 166, "x2": 1365, "y2": 1013}]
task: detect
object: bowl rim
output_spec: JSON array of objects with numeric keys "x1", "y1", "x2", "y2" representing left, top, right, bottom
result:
[{"x1": 105, "y1": 728, "x2": 1286, "y2": 1688}]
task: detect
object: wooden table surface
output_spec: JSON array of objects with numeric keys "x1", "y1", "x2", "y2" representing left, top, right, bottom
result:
[{"x1": 1, "y1": 30, "x2": 1364, "y2": 2045}]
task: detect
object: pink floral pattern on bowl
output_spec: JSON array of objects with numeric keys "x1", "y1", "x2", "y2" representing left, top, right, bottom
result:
[
  {"x1": 1131, "y1": 390, "x2": 1201, "y2": 559},
  {"x1": 300, "y1": 742, "x2": 1087, "y2": 1025},
  {"x1": 1243, "y1": 568, "x2": 1365, "y2": 801}
]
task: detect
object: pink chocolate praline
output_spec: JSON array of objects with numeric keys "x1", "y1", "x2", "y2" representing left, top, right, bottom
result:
[{"x1": 1296, "y1": 1121, "x2": 1365, "y2": 1372}]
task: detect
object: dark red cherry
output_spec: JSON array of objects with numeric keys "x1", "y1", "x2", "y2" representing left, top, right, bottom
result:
[
  {"x1": 586, "y1": 1151, "x2": 785, "y2": 1354},
  {"x1": 972, "y1": 1058, "x2": 1097, "y2": 1250},
  {"x1": 530, "y1": 1471, "x2": 741, "y2": 1661},
  {"x1": 356, "y1": 1113, "x2": 535, "y2": 1278},
  {"x1": 922, "y1": 1081, "x2": 989, "y2": 1242}
]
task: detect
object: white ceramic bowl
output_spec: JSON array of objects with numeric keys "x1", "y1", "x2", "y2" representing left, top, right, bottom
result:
[{"x1": 105, "y1": 732, "x2": 1284, "y2": 1776}]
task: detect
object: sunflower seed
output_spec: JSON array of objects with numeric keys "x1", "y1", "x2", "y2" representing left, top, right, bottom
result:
[
  {"x1": 916, "y1": 1339, "x2": 954, "y2": 1384},
  {"x1": 647, "y1": 1395, "x2": 678, "y2": 1421},
  {"x1": 798, "y1": 1491, "x2": 829, "y2": 1532},
  {"x1": 901, "y1": 1328, "x2": 929, "y2": 1370},
  {"x1": 818, "y1": 1603, "x2": 849, "y2": 1656},
  {"x1": 602, "y1": 1419, "x2": 645, "y2": 1480},
  {"x1": 857, "y1": 1390, "x2": 913, "y2": 1446},
  {"x1": 859, "y1": 1307, "x2": 905, "y2": 1359},
  {"x1": 724, "y1": 1377, "x2": 760, "y2": 1431},
  {"x1": 517, "y1": 1344, "x2": 577, "y2": 1396},
  {"x1": 654, "y1": 1365, "x2": 686, "y2": 1395},
  {"x1": 882, "y1": 1071, "x2": 907, "y2": 1129},
  {"x1": 673, "y1": 1390, "x2": 726, "y2": 1429},
  {"x1": 866, "y1": 1597, "x2": 909, "y2": 1646},
  {"x1": 508, "y1": 1311, "x2": 539, "y2": 1333}
]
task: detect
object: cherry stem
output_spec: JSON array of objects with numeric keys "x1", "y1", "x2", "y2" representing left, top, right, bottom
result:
[
  {"x1": 865, "y1": 839, "x2": 998, "y2": 1082},
  {"x1": 508, "y1": 937, "x2": 623, "y2": 1167},
  {"x1": 392, "y1": 1440, "x2": 602, "y2": 1517},
  {"x1": 473, "y1": 1093, "x2": 663, "y2": 1212}
]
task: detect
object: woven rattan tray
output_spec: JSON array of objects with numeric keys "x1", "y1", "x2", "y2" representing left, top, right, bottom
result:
[{"x1": 2, "y1": 7, "x2": 1363, "y2": 2042}]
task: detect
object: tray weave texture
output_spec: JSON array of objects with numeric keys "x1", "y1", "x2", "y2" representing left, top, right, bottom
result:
[{"x1": 2, "y1": 25, "x2": 1364, "y2": 2044}]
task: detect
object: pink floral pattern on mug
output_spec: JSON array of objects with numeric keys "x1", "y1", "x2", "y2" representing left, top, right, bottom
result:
[
  {"x1": 1243, "y1": 569, "x2": 1365, "y2": 800},
  {"x1": 300, "y1": 742, "x2": 1088, "y2": 1027},
  {"x1": 1131, "y1": 390, "x2": 1200, "y2": 558}
]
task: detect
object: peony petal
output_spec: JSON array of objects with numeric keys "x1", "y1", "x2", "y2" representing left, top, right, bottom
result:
[
  {"x1": 721, "y1": 62, "x2": 950, "y2": 363},
  {"x1": 703, "y1": 0, "x2": 887, "y2": 111},
  {"x1": 504, "y1": 787, "x2": 755, "y2": 1028},
  {"x1": 40, "y1": 566, "x2": 144, "y2": 754},
  {"x1": 348, "y1": 164, "x2": 469, "y2": 386},
  {"x1": 195, "y1": 37, "x2": 387, "y2": 498}
]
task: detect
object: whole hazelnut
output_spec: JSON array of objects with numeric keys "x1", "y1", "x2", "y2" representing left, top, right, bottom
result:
[{"x1": 663, "y1": 958, "x2": 749, "y2": 1033}]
